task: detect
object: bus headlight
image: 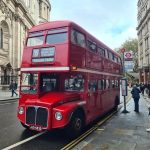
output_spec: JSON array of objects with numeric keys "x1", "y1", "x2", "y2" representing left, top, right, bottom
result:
[
  {"x1": 55, "y1": 112, "x2": 62, "y2": 120},
  {"x1": 18, "y1": 107, "x2": 24, "y2": 115}
]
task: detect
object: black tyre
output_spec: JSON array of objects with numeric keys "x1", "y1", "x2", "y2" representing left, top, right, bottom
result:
[{"x1": 65, "y1": 112, "x2": 84, "y2": 138}]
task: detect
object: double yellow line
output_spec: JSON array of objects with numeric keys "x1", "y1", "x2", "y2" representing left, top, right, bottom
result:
[{"x1": 61, "y1": 110, "x2": 117, "y2": 150}]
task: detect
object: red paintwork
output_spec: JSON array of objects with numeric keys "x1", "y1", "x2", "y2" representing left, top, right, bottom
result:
[{"x1": 18, "y1": 20, "x2": 122, "y2": 132}]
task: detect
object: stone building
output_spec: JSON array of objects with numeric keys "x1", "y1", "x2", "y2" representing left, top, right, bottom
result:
[
  {"x1": 137, "y1": 0, "x2": 150, "y2": 83},
  {"x1": 0, "y1": 0, "x2": 51, "y2": 88}
]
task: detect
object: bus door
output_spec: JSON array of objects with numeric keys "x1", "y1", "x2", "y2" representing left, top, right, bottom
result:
[{"x1": 87, "y1": 80, "x2": 98, "y2": 119}]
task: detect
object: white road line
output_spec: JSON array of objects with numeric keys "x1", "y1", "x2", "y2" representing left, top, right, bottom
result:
[
  {"x1": 2, "y1": 131, "x2": 46, "y2": 150},
  {"x1": 97, "y1": 128, "x2": 104, "y2": 131},
  {"x1": 0, "y1": 102, "x2": 17, "y2": 106}
]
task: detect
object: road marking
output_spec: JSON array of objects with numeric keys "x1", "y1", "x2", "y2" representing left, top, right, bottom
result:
[
  {"x1": 0, "y1": 102, "x2": 17, "y2": 106},
  {"x1": 2, "y1": 131, "x2": 46, "y2": 150},
  {"x1": 97, "y1": 128, "x2": 104, "y2": 131}
]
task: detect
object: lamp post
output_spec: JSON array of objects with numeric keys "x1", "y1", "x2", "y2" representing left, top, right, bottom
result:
[{"x1": 120, "y1": 48, "x2": 125, "y2": 76}]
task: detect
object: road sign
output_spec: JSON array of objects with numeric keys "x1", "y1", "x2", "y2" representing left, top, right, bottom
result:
[
  {"x1": 124, "y1": 52, "x2": 133, "y2": 60},
  {"x1": 120, "y1": 48, "x2": 125, "y2": 53},
  {"x1": 121, "y1": 78, "x2": 128, "y2": 96}
]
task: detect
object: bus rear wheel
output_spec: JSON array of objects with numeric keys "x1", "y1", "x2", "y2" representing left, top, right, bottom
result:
[{"x1": 65, "y1": 112, "x2": 84, "y2": 138}]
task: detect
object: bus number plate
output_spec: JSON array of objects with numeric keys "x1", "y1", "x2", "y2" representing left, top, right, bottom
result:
[{"x1": 30, "y1": 125, "x2": 43, "y2": 131}]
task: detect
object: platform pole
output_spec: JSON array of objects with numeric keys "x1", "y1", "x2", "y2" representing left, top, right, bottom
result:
[{"x1": 122, "y1": 96, "x2": 129, "y2": 113}]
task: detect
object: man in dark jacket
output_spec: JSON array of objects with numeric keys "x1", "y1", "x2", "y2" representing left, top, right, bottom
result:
[
  {"x1": 131, "y1": 84, "x2": 141, "y2": 112},
  {"x1": 9, "y1": 80, "x2": 18, "y2": 97}
]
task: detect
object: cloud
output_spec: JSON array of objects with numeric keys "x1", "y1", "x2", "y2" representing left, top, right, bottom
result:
[{"x1": 50, "y1": 0, "x2": 137, "y2": 49}]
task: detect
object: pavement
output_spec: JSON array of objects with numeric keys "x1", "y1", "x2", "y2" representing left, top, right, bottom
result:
[
  {"x1": 72, "y1": 94, "x2": 150, "y2": 150},
  {"x1": 0, "y1": 89, "x2": 19, "y2": 101}
]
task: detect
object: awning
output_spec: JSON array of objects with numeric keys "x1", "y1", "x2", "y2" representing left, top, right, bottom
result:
[{"x1": 127, "y1": 72, "x2": 139, "y2": 79}]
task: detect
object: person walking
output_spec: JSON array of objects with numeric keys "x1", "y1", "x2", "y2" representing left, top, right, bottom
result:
[
  {"x1": 9, "y1": 80, "x2": 18, "y2": 97},
  {"x1": 140, "y1": 83, "x2": 144, "y2": 96},
  {"x1": 131, "y1": 84, "x2": 141, "y2": 112}
]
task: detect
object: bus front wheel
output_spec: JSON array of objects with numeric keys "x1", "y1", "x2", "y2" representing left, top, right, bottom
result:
[{"x1": 65, "y1": 112, "x2": 84, "y2": 138}]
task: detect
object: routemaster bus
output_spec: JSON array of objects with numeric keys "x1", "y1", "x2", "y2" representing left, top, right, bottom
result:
[{"x1": 17, "y1": 20, "x2": 122, "y2": 137}]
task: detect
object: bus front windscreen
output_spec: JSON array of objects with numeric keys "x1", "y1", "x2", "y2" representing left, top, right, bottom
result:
[{"x1": 21, "y1": 73, "x2": 38, "y2": 94}]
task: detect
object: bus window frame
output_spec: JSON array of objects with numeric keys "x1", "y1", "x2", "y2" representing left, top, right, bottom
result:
[
  {"x1": 39, "y1": 72, "x2": 58, "y2": 93},
  {"x1": 71, "y1": 28, "x2": 86, "y2": 48},
  {"x1": 64, "y1": 74, "x2": 85, "y2": 92},
  {"x1": 20, "y1": 72, "x2": 39, "y2": 94},
  {"x1": 46, "y1": 32, "x2": 68, "y2": 45},
  {"x1": 26, "y1": 31, "x2": 45, "y2": 47},
  {"x1": 27, "y1": 35, "x2": 45, "y2": 47},
  {"x1": 46, "y1": 27, "x2": 69, "y2": 45},
  {"x1": 87, "y1": 40, "x2": 97, "y2": 53}
]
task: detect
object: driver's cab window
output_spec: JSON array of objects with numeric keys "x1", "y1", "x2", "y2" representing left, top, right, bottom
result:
[{"x1": 40, "y1": 73, "x2": 58, "y2": 92}]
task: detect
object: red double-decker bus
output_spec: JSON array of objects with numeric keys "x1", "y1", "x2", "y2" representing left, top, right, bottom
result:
[{"x1": 18, "y1": 21, "x2": 122, "y2": 137}]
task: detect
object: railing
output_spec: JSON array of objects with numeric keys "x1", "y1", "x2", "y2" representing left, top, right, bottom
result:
[{"x1": 0, "y1": 76, "x2": 18, "y2": 85}]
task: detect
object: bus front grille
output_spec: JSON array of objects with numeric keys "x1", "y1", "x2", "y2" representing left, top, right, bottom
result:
[{"x1": 26, "y1": 106, "x2": 48, "y2": 128}]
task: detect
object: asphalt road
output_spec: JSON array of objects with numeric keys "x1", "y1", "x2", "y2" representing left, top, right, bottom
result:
[{"x1": 0, "y1": 101, "x2": 72, "y2": 150}]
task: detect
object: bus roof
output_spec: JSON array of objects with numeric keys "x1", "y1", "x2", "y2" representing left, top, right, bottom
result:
[
  {"x1": 29, "y1": 20, "x2": 120, "y2": 57},
  {"x1": 29, "y1": 20, "x2": 72, "y2": 33}
]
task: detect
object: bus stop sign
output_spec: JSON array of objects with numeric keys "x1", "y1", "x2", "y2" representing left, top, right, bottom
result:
[{"x1": 121, "y1": 78, "x2": 128, "y2": 96}]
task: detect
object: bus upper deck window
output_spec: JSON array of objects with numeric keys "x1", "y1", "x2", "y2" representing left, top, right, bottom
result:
[
  {"x1": 46, "y1": 33, "x2": 67, "y2": 45},
  {"x1": 27, "y1": 36, "x2": 44, "y2": 46},
  {"x1": 27, "y1": 32, "x2": 44, "y2": 47},
  {"x1": 71, "y1": 29, "x2": 86, "y2": 48}
]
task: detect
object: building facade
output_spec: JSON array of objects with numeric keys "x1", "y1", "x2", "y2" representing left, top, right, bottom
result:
[
  {"x1": 0, "y1": 0, "x2": 51, "y2": 87},
  {"x1": 137, "y1": 0, "x2": 150, "y2": 83}
]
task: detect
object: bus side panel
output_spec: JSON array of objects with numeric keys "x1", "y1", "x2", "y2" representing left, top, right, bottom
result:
[{"x1": 70, "y1": 45, "x2": 86, "y2": 67}]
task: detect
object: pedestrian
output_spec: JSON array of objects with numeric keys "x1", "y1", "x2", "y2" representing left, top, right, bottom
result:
[
  {"x1": 131, "y1": 84, "x2": 141, "y2": 112},
  {"x1": 9, "y1": 80, "x2": 18, "y2": 97},
  {"x1": 140, "y1": 83, "x2": 145, "y2": 96}
]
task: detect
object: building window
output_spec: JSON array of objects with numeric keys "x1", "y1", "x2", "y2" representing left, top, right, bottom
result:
[
  {"x1": 140, "y1": 42, "x2": 143, "y2": 54},
  {"x1": 145, "y1": 37, "x2": 149, "y2": 50},
  {"x1": 0, "y1": 28, "x2": 3, "y2": 49}
]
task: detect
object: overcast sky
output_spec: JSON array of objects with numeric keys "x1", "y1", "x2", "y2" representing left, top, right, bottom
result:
[{"x1": 50, "y1": 0, "x2": 138, "y2": 50}]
